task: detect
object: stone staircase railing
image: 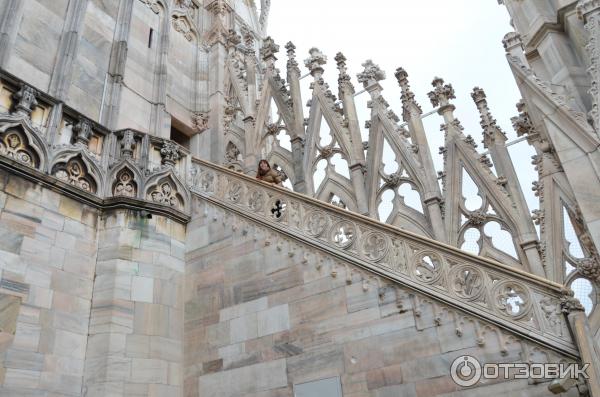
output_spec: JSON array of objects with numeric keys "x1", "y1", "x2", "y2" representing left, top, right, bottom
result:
[{"x1": 189, "y1": 158, "x2": 580, "y2": 358}]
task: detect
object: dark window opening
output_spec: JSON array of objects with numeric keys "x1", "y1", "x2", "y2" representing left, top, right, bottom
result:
[
  {"x1": 148, "y1": 28, "x2": 154, "y2": 48},
  {"x1": 170, "y1": 125, "x2": 190, "y2": 150}
]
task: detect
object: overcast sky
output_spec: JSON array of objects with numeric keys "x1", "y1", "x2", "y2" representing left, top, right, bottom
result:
[{"x1": 267, "y1": 0, "x2": 538, "y2": 220}]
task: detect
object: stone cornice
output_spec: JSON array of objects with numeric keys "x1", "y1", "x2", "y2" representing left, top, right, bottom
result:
[{"x1": 0, "y1": 155, "x2": 190, "y2": 223}]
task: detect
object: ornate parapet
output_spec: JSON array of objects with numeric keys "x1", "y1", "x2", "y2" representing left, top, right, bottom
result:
[
  {"x1": 0, "y1": 73, "x2": 192, "y2": 223},
  {"x1": 188, "y1": 158, "x2": 580, "y2": 358}
]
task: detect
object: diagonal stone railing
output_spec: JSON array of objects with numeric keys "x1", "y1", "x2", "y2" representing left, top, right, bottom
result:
[{"x1": 189, "y1": 158, "x2": 580, "y2": 358}]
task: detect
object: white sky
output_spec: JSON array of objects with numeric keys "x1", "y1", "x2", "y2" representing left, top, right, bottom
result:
[{"x1": 267, "y1": 0, "x2": 539, "y2": 221}]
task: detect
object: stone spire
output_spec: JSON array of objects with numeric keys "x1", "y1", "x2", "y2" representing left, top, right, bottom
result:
[
  {"x1": 335, "y1": 52, "x2": 354, "y2": 96},
  {"x1": 395, "y1": 67, "x2": 422, "y2": 120},
  {"x1": 471, "y1": 87, "x2": 507, "y2": 148},
  {"x1": 285, "y1": 41, "x2": 300, "y2": 75}
]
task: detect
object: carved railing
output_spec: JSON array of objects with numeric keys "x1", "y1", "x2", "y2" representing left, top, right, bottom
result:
[{"x1": 189, "y1": 157, "x2": 580, "y2": 358}]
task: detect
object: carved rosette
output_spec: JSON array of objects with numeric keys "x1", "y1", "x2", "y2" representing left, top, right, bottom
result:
[
  {"x1": 491, "y1": 280, "x2": 532, "y2": 319},
  {"x1": 361, "y1": 232, "x2": 388, "y2": 262},
  {"x1": 147, "y1": 181, "x2": 181, "y2": 209},
  {"x1": 52, "y1": 157, "x2": 97, "y2": 193},
  {"x1": 113, "y1": 168, "x2": 137, "y2": 198},
  {"x1": 412, "y1": 251, "x2": 444, "y2": 284},
  {"x1": 269, "y1": 197, "x2": 287, "y2": 221},
  {"x1": 226, "y1": 182, "x2": 242, "y2": 203},
  {"x1": 247, "y1": 190, "x2": 264, "y2": 212},
  {"x1": 330, "y1": 220, "x2": 356, "y2": 249},
  {"x1": 305, "y1": 211, "x2": 329, "y2": 237},
  {"x1": 449, "y1": 265, "x2": 485, "y2": 301},
  {"x1": 199, "y1": 171, "x2": 215, "y2": 192},
  {"x1": 0, "y1": 129, "x2": 38, "y2": 168}
]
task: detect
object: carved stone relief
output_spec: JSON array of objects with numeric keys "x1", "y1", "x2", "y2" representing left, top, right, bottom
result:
[
  {"x1": 147, "y1": 180, "x2": 182, "y2": 208},
  {"x1": 0, "y1": 128, "x2": 38, "y2": 168},
  {"x1": 113, "y1": 168, "x2": 137, "y2": 198},
  {"x1": 52, "y1": 156, "x2": 97, "y2": 193}
]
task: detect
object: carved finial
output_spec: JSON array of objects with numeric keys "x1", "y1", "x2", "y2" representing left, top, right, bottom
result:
[
  {"x1": 160, "y1": 140, "x2": 181, "y2": 167},
  {"x1": 395, "y1": 67, "x2": 422, "y2": 118},
  {"x1": 560, "y1": 288, "x2": 586, "y2": 314},
  {"x1": 73, "y1": 118, "x2": 93, "y2": 147},
  {"x1": 12, "y1": 84, "x2": 38, "y2": 116},
  {"x1": 471, "y1": 87, "x2": 506, "y2": 147},
  {"x1": 428, "y1": 77, "x2": 455, "y2": 108},
  {"x1": 357, "y1": 59, "x2": 385, "y2": 87},
  {"x1": 304, "y1": 47, "x2": 327, "y2": 77},
  {"x1": 285, "y1": 41, "x2": 300, "y2": 74},
  {"x1": 511, "y1": 100, "x2": 535, "y2": 137},
  {"x1": 335, "y1": 52, "x2": 354, "y2": 95},
  {"x1": 502, "y1": 32, "x2": 522, "y2": 52},
  {"x1": 120, "y1": 130, "x2": 136, "y2": 158},
  {"x1": 260, "y1": 36, "x2": 279, "y2": 62}
]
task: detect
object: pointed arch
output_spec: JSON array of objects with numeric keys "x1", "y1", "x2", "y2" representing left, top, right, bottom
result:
[
  {"x1": 106, "y1": 159, "x2": 145, "y2": 199},
  {"x1": 144, "y1": 169, "x2": 190, "y2": 212},
  {"x1": 0, "y1": 118, "x2": 49, "y2": 171},
  {"x1": 316, "y1": 176, "x2": 358, "y2": 212},
  {"x1": 50, "y1": 152, "x2": 101, "y2": 194}
]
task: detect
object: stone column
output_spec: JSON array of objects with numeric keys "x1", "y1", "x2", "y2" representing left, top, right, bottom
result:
[
  {"x1": 336, "y1": 53, "x2": 368, "y2": 215},
  {"x1": 101, "y1": 0, "x2": 134, "y2": 130},
  {"x1": 285, "y1": 42, "x2": 307, "y2": 193},
  {"x1": 149, "y1": 8, "x2": 171, "y2": 139},
  {"x1": 557, "y1": 291, "x2": 600, "y2": 397},
  {"x1": 0, "y1": 0, "x2": 24, "y2": 68},
  {"x1": 83, "y1": 210, "x2": 185, "y2": 397},
  {"x1": 472, "y1": 87, "x2": 545, "y2": 277},
  {"x1": 48, "y1": 0, "x2": 90, "y2": 100},
  {"x1": 204, "y1": 0, "x2": 232, "y2": 164}
]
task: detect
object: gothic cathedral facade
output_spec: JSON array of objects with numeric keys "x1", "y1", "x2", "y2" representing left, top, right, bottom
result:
[{"x1": 0, "y1": 0, "x2": 598, "y2": 396}]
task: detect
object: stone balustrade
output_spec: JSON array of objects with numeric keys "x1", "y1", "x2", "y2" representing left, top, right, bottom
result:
[{"x1": 189, "y1": 157, "x2": 580, "y2": 358}]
